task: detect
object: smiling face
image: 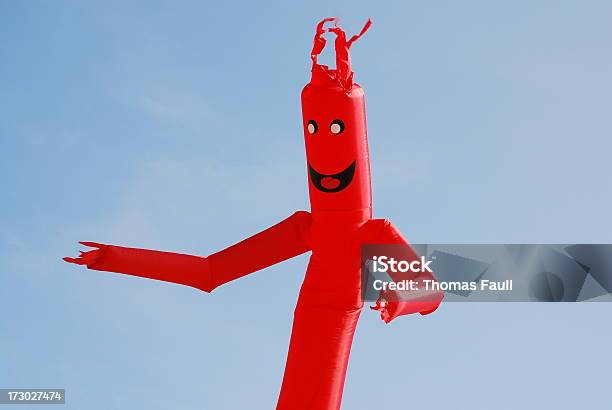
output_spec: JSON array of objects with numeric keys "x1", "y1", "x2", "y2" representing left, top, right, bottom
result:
[
  {"x1": 301, "y1": 80, "x2": 372, "y2": 213},
  {"x1": 308, "y1": 160, "x2": 356, "y2": 193}
]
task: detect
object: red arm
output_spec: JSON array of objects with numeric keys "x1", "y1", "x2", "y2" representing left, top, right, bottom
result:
[
  {"x1": 64, "y1": 211, "x2": 311, "y2": 292},
  {"x1": 366, "y1": 219, "x2": 443, "y2": 323}
]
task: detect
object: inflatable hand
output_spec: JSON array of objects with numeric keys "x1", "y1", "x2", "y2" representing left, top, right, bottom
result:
[
  {"x1": 64, "y1": 241, "x2": 213, "y2": 291},
  {"x1": 371, "y1": 287, "x2": 444, "y2": 323},
  {"x1": 63, "y1": 241, "x2": 107, "y2": 266}
]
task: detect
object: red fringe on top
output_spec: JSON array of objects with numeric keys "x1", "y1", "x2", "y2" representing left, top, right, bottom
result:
[{"x1": 309, "y1": 17, "x2": 372, "y2": 92}]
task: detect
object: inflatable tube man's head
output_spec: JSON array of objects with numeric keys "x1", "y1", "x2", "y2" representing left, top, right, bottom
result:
[{"x1": 301, "y1": 18, "x2": 373, "y2": 214}]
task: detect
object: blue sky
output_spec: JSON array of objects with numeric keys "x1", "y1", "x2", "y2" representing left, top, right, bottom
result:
[{"x1": 1, "y1": 1, "x2": 611, "y2": 409}]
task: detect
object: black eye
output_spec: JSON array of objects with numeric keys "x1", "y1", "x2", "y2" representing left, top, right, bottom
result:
[
  {"x1": 307, "y1": 120, "x2": 318, "y2": 135},
  {"x1": 330, "y1": 119, "x2": 345, "y2": 135}
]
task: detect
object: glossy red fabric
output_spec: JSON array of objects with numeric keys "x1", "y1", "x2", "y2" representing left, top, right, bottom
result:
[{"x1": 64, "y1": 18, "x2": 442, "y2": 410}]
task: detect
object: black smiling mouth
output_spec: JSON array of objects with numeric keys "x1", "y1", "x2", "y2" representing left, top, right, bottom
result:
[{"x1": 308, "y1": 161, "x2": 356, "y2": 193}]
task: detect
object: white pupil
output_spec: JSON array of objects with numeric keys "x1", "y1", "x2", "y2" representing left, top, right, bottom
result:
[
  {"x1": 307, "y1": 123, "x2": 316, "y2": 134},
  {"x1": 330, "y1": 123, "x2": 341, "y2": 134}
]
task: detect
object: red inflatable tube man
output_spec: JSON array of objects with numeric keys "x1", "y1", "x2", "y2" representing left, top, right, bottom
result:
[{"x1": 65, "y1": 18, "x2": 443, "y2": 409}]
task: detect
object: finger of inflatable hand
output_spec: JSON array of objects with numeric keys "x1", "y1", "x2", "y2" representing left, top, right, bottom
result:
[
  {"x1": 369, "y1": 299, "x2": 386, "y2": 311},
  {"x1": 380, "y1": 309, "x2": 391, "y2": 323},
  {"x1": 370, "y1": 304, "x2": 390, "y2": 323},
  {"x1": 79, "y1": 241, "x2": 105, "y2": 249},
  {"x1": 80, "y1": 249, "x2": 97, "y2": 257},
  {"x1": 369, "y1": 298, "x2": 394, "y2": 323},
  {"x1": 63, "y1": 256, "x2": 86, "y2": 265}
]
